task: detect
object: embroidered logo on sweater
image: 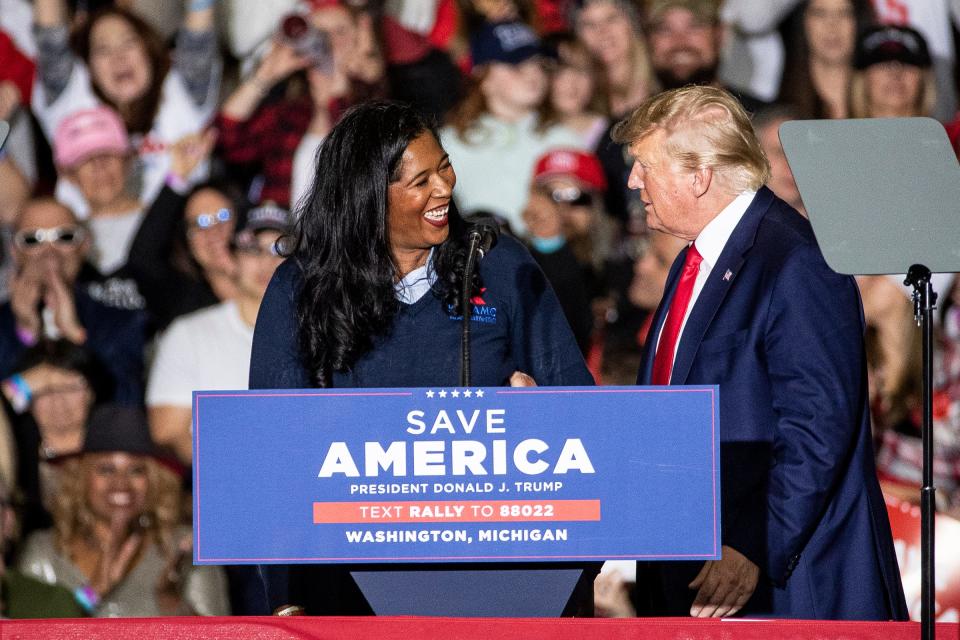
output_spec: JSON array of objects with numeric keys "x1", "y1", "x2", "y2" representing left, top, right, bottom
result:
[{"x1": 449, "y1": 288, "x2": 497, "y2": 324}]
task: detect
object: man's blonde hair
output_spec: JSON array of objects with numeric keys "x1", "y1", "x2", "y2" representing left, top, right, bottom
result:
[{"x1": 612, "y1": 85, "x2": 771, "y2": 193}]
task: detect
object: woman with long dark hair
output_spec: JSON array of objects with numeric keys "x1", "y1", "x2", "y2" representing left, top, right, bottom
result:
[
  {"x1": 252, "y1": 100, "x2": 591, "y2": 391},
  {"x1": 777, "y1": 0, "x2": 875, "y2": 119},
  {"x1": 249, "y1": 100, "x2": 594, "y2": 614}
]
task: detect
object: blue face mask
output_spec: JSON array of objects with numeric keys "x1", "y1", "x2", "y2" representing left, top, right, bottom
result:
[{"x1": 531, "y1": 235, "x2": 566, "y2": 254}]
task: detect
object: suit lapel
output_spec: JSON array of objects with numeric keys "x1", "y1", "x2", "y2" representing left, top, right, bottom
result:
[
  {"x1": 669, "y1": 188, "x2": 775, "y2": 385},
  {"x1": 638, "y1": 247, "x2": 687, "y2": 385}
]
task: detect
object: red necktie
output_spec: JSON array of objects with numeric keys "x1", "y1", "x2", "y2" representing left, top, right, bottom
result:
[{"x1": 652, "y1": 245, "x2": 703, "y2": 385}]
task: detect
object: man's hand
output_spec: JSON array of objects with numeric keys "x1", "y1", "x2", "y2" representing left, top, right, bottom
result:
[{"x1": 688, "y1": 545, "x2": 759, "y2": 618}]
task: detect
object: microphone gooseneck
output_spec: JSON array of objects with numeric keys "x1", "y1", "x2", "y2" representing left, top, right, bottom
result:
[{"x1": 460, "y1": 218, "x2": 500, "y2": 387}]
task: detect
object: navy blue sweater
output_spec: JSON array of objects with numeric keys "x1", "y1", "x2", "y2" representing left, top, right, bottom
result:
[{"x1": 250, "y1": 236, "x2": 593, "y2": 390}]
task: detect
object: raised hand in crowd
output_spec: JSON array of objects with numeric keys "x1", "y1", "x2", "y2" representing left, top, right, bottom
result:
[
  {"x1": 10, "y1": 247, "x2": 86, "y2": 346},
  {"x1": 221, "y1": 42, "x2": 311, "y2": 122},
  {"x1": 11, "y1": 358, "x2": 93, "y2": 457},
  {"x1": 171, "y1": 129, "x2": 236, "y2": 282},
  {"x1": 87, "y1": 509, "x2": 145, "y2": 598},
  {"x1": 169, "y1": 128, "x2": 219, "y2": 184},
  {"x1": 42, "y1": 261, "x2": 87, "y2": 345},
  {"x1": 9, "y1": 259, "x2": 49, "y2": 345},
  {"x1": 154, "y1": 533, "x2": 194, "y2": 615}
]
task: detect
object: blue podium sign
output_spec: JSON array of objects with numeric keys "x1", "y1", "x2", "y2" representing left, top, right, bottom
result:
[{"x1": 193, "y1": 386, "x2": 720, "y2": 564}]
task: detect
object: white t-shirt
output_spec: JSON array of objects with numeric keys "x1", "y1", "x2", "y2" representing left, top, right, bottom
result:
[
  {"x1": 87, "y1": 208, "x2": 145, "y2": 275},
  {"x1": 33, "y1": 63, "x2": 218, "y2": 218},
  {"x1": 441, "y1": 113, "x2": 583, "y2": 236},
  {"x1": 146, "y1": 300, "x2": 254, "y2": 408}
]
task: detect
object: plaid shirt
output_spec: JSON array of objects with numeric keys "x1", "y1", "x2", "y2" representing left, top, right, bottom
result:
[{"x1": 216, "y1": 80, "x2": 383, "y2": 207}]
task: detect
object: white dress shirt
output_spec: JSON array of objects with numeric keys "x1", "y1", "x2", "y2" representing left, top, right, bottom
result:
[{"x1": 656, "y1": 191, "x2": 757, "y2": 378}]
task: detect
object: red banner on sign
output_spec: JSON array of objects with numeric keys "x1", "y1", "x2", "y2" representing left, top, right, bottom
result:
[{"x1": 313, "y1": 499, "x2": 601, "y2": 523}]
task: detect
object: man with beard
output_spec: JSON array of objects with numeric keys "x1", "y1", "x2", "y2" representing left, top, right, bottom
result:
[{"x1": 646, "y1": 0, "x2": 769, "y2": 113}]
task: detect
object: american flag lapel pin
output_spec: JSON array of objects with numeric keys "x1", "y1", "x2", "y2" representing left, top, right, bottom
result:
[{"x1": 723, "y1": 269, "x2": 733, "y2": 282}]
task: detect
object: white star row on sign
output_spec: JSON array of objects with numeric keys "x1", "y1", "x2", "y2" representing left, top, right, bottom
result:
[{"x1": 425, "y1": 389, "x2": 485, "y2": 398}]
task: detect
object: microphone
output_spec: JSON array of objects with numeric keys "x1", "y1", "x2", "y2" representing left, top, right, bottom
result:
[
  {"x1": 466, "y1": 217, "x2": 500, "y2": 260},
  {"x1": 460, "y1": 215, "x2": 499, "y2": 387}
]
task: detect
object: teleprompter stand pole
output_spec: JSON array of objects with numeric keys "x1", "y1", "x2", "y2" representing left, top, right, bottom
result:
[{"x1": 905, "y1": 264, "x2": 937, "y2": 640}]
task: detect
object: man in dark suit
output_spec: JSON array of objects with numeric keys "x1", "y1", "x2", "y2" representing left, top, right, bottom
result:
[{"x1": 613, "y1": 85, "x2": 908, "y2": 620}]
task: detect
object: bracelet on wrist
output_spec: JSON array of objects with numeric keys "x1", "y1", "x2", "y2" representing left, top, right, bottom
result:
[
  {"x1": 15, "y1": 324, "x2": 37, "y2": 347},
  {"x1": 3, "y1": 373, "x2": 32, "y2": 414},
  {"x1": 73, "y1": 584, "x2": 101, "y2": 613},
  {"x1": 165, "y1": 172, "x2": 190, "y2": 195}
]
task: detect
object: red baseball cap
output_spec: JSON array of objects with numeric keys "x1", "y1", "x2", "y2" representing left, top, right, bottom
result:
[{"x1": 533, "y1": 148, "x2": 607, "y2": 192}]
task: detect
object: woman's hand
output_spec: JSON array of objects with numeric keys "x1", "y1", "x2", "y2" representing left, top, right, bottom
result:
[
  {"x1": 169, "y1": 129, "x2": 218, "y2": 182},
  {"x1": 90, "y1": 511, "x2": 144, "y2": 596},
  {"x1": 509, "y1": 372, "x2": 537, "y2": 387},
  {"x1": 155, "y1": 534, "x2": 193, "y2": 615},
  {"x1": 221, "y1": 42, "x2": 310, "y2": 121},
  {"x1": 254, "y1": 41, "x2": 311, "y2": 90}
]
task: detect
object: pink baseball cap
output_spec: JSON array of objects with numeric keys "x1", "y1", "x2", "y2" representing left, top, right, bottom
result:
[{"x1": 53, "y1": 107, "x2": 130, "y2": 168}]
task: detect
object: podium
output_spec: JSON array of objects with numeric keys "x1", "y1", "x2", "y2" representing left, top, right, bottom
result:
[{"x1": 193, "y1": 386, "x2": 720, "y2": 616}]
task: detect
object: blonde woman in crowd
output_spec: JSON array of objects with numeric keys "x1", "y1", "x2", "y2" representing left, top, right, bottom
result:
[{"x1": 17, "y1": 406, "x2": 229, "y2": 617}]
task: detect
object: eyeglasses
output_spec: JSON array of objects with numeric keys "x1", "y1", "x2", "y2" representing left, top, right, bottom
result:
[
  {"x1": 191, "y1": 208, "x2": 232, "y2": 230},
  {"x1": 14, "y1": 226, "x2": 86, "y2": 250}
]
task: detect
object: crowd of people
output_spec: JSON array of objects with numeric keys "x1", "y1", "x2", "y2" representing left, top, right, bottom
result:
[{"x1": 0, "y1": 0, "x2": 958, "y2": 619}]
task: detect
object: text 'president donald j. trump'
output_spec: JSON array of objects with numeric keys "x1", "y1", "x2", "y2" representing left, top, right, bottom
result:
[{"x1": 615, "y1": 85, "x2": 908, "y2": 621}]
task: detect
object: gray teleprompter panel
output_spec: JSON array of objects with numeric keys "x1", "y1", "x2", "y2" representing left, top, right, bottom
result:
[
  {"x1": 780, "y1": 117, "x2": 960, "y2": 276},
  {"x1": 0, "y1": 121, "x2": 9, "y2": 152}
]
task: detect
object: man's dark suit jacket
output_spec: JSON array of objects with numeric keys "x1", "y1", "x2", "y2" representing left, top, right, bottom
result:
[{"x1": 637, "y1": 187, "x2": 908, "y2": 620}]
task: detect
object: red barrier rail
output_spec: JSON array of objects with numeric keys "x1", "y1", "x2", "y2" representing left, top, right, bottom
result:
[{"x1": 2, "y1": 617, "x2": 959, "y2": 640}]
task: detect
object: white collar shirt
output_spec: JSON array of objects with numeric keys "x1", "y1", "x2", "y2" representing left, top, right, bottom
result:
[{"x1": 656, "y1": 190, "x2": 757, "y2": 377}]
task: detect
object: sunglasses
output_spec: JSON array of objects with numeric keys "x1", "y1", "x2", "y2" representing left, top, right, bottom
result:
[
  {"x1": 14, "y1": 226, "x2": 86, "y2": 250},
  {"x1": 191, "y1": 208, "x2": 232, "y2": 230}
]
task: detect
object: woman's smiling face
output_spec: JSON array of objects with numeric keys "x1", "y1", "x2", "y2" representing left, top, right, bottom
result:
[{"x1": 386, "y1": 132, "x2": 457, "y2": 262}]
